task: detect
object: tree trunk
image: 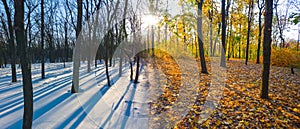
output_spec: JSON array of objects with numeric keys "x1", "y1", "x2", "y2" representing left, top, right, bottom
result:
[
  {"x1": 2, "y1": 0, "x2": 17, "y2": 82},
  {"x1": 130, "y1": 59, "x2": 133, "y2": 81},
  {"x1": 261, "y1": 0, "x2": 273, "y2": 99},
  {"x1": 119, "y1": 56, "x2": 123, "y2": 77},
  {"x1": 41, "y1": 0, "x2": 45, "y2": 79},
  {"x1": 151, "y1": 25, "x2": 155, "y2": 57},
  {"x1": 134, "y1": 56, "x2": 140, "y2": 83},
  {"x1": 245, "y1": 0, "x2": 253, "y2": 65},
  {"x1": 257, "y1": 13, "x2": 262, "y2": 64},
  {"x1": 105, "y1": 49, "x2": 111, "y2": 86},
  {"x1": 71, "y1": 0, "x2": 83, "y2": 93},
  {"x1": 197, "y1": 1, "x2": 208, "y2": 74},
  {"x1": 256, "y1": 0, "x2": 264, "y2": 64},
  {"x1": 220, "y1": 0, "x2": 227, "y2": 67},
  {"x1": 64, "y1": 21, "x2": 68, "y2": 68},
  {"x1": 227, "y1": 20, "x2": 232, "y2": 61},
  {"x1": 15, "y1": 0, "x2": 33, "y2": 128}
]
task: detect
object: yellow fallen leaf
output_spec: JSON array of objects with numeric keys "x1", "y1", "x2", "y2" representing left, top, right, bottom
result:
[
  {"x1": 244, "y1": 121, "x2": 249, "y2": 126},
  {"x1": 293, "y1": 108, "x2": 299, "y2": 113},
  {"x1": 216, "y1": 120, "x2": 221, "y2": 126}
]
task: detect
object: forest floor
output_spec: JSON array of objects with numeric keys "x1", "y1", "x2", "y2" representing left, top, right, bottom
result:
[
  {"x1": 0, "y1": 54, "x2": 299, "y2": 128},
  {"x1": 148, "y1": 51, "x2": 300, "y2": 128}
]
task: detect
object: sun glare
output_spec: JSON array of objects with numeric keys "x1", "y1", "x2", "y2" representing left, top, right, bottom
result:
[{"x1": 141, "y1": 14, "x2": 159, "y2": 28}]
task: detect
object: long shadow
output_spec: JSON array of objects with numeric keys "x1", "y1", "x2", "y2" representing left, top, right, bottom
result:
[
  {"x1": 1, "y1": 63, "x2": 126, "y2": 128},
  {"x1": 0, "y1": 62, "x2": 88, "y2": 95},
  {"x1": 3, "y1": 65, "x2": 105, "y2": 128},
  {"x1": 99, "y1": 82, "x2": 133, "y2": 128},
  {"x1": 0, "y1": 67, "x2": 72, "y2": 97},
  {"x1": 120, "y1": 83, "x2": 138, "y2": 129},
  {"x1": 55, "y1": 84, "x2": 112, "y2": 129},
  {"x1": 0, "y1": 66, "x2": 92, "y2": 106},
  {"x1": 6, "y1": 93, "x2": 73, "y2": 129},
  {"x1": 0, "y1": 70, "x2": 92, "y2": 117},
  {"x1": 80, "y1": 65, "x2": 126, "y2": 92},
  {"x1": 1, "y1": 63, "x2": 104, "y2": 112}
]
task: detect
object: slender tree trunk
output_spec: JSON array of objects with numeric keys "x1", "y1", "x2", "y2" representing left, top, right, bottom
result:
[
  {"x1": 134, "y1": 56, "x2": 140, "y2": 83},
  {"x1": 220, "y1": 0, "x2": 227, "y2": 67},
  {"x1": 41, "y1": 0, "x2": 45, "y2": 79},
  {"x1": 239, "y1": 23, "x2": 242, "y2": 59},
  {"x1": 15, "y1": 0, "x2": 33, "y2": 128},
  {"x1": 105, "y1": 46, "x2": 111, "y2": 86},
  {"x1": 213, "y1": 22, "x2": 221, "y2": 57},
  {"x1": 195, "y1": 35, "x2": 198, "y2": 58},
  {"x1": 130, "y1": 59, "x2": 133, "y2": 81},
  {"x1": 151, "y1": 25, "x2": 155, "y2": 57},
  {"x1": 261, "y1": 0, "x2": 273, "y2": 99},
  {"x1": 197, "y1": 1, "x2": 208, "y2": 73},
  {"x1": 64, "y1": 21, "x2": 68, "y2": 68},
  {"x1": 227, "y1": 20, "x2": 232, "y2": 61},
  {"x1": 256, "y1": 13, "x2": 262, "y2": 64},
  {"x1": 245, "y1": 0, "x2": 253, "y2": 65},
  {"x1": 2, "y1": 0, "x2": 17, "y2": 82},
  {"x1": 71, "y1": 0, "x2": 83, "y2": 93}
]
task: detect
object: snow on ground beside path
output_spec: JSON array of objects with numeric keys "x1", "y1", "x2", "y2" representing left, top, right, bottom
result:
[{"x1": 0, "y1": 61, "x2": 154, "y2": 129}]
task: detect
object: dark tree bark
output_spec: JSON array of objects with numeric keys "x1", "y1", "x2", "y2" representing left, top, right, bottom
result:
[
  {"x1": 130, "y1": 59, "x2": 133, "y2": 81},
  {"x1": 134, "y1": 56, "x2": 140, "y2": 83},
  {"x1": 256, "y1": 0, "x2": 264, "y2": 64},
  {"x1": 197, "y1": 0, "x2": 208, "y2": 74},
  {"x1": 245, "y1": 0, "x2": 254, "y2": 65},
  {"x1": 261, "y1": 0, "x2": 273, "y2": 99},
  {"x1": 1, "y1": 0, "x2": 17, "y2": 82},
  {"x1": 220, "y1": 0, "x2": 227, "y2": 67},
  {"x1": 64, "y1": 21, "x2": 68, "y2": 68},
  {"x1": 14, "y1": 0, "x2": 33, "y2": 128},
  {"x1": 239, "y1": 23, "x2": 242, "y2": 59},
  {"x1": 105, "y1": 31, "x2": 111, "y2": 86},
  {"x1": 41, "y1": 0, "x2": 45, "y2": 79},
  {"x1": 71, "y1": 0, "x2": 83, "y2": 93}
]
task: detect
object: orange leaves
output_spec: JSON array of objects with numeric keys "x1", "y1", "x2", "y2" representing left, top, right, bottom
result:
[
  {"x1": 264, "y1": 48, "x2": 300, "y2": 68},
  {"x1": 293, "y1": 108, "x2": 300, "y2": 114},
  {"x1": 148, "y1": 54, "x2": 299, "y2": 128}
]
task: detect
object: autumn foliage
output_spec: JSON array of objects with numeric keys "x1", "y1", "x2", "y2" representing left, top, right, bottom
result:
[
  {"x1": 260, "y1": 48, "x2": 300, "y2": 68},
  {"x1": 145, "y1": 51, "x2": 299, "y2": 128}
]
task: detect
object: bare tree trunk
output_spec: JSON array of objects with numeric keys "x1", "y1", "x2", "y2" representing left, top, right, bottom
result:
[
  {"x1": 151, "y1": 25, "x2": 155, "y2": 57},
  {"x1": 41, "y1": 0, "x2": 45, "y2": 79},
  {"x1": 2, "y1": 0, "x2": 17, "y2": 82},
  {"x1": 209, "y1": 7, "x2": 213, "y2": 56},
  {"x1": 134, "y1": 56, "x2": 140, "y2": 83},
  {"x1": 261, "y1": 0, "x2": 273, "y2": 99},
  {"x1": 227, "y1": 20, "x2": 232, "y2": 61},
  {"x1": 119, "y1": 0, "x2": 128, "y2": 75},
  {"x1": 105, "y1": 44, "x2": 111, "y2": 86},
  {"x1": 256, "y1": 0, "x2": 264, "y2": 64},
  {"x1": 130, "y1": 59, "x2": 133, "y2": 81},
  {"x1": 245, "y1": 0, "x2": 254, "y2": 65},
  {"x1": 15, "y1": 0, "x2": 33, "y2": 128},
  {"x1": 64, "y1": 21, "x2": 68, "y2": 68},
  {"x1": 71, "y1": 0, "x2": 83, "y2": 93},
  {"x1": 197, "y1": 0, "x2": 208, "y2": 74},
  {"x1": 220, "y1": 0, "x2": 227, "y2": 67}
]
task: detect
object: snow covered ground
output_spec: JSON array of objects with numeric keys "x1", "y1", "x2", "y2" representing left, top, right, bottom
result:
[{"x1": 0, "y1": 61, "x2": 154, "y2": 129}]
